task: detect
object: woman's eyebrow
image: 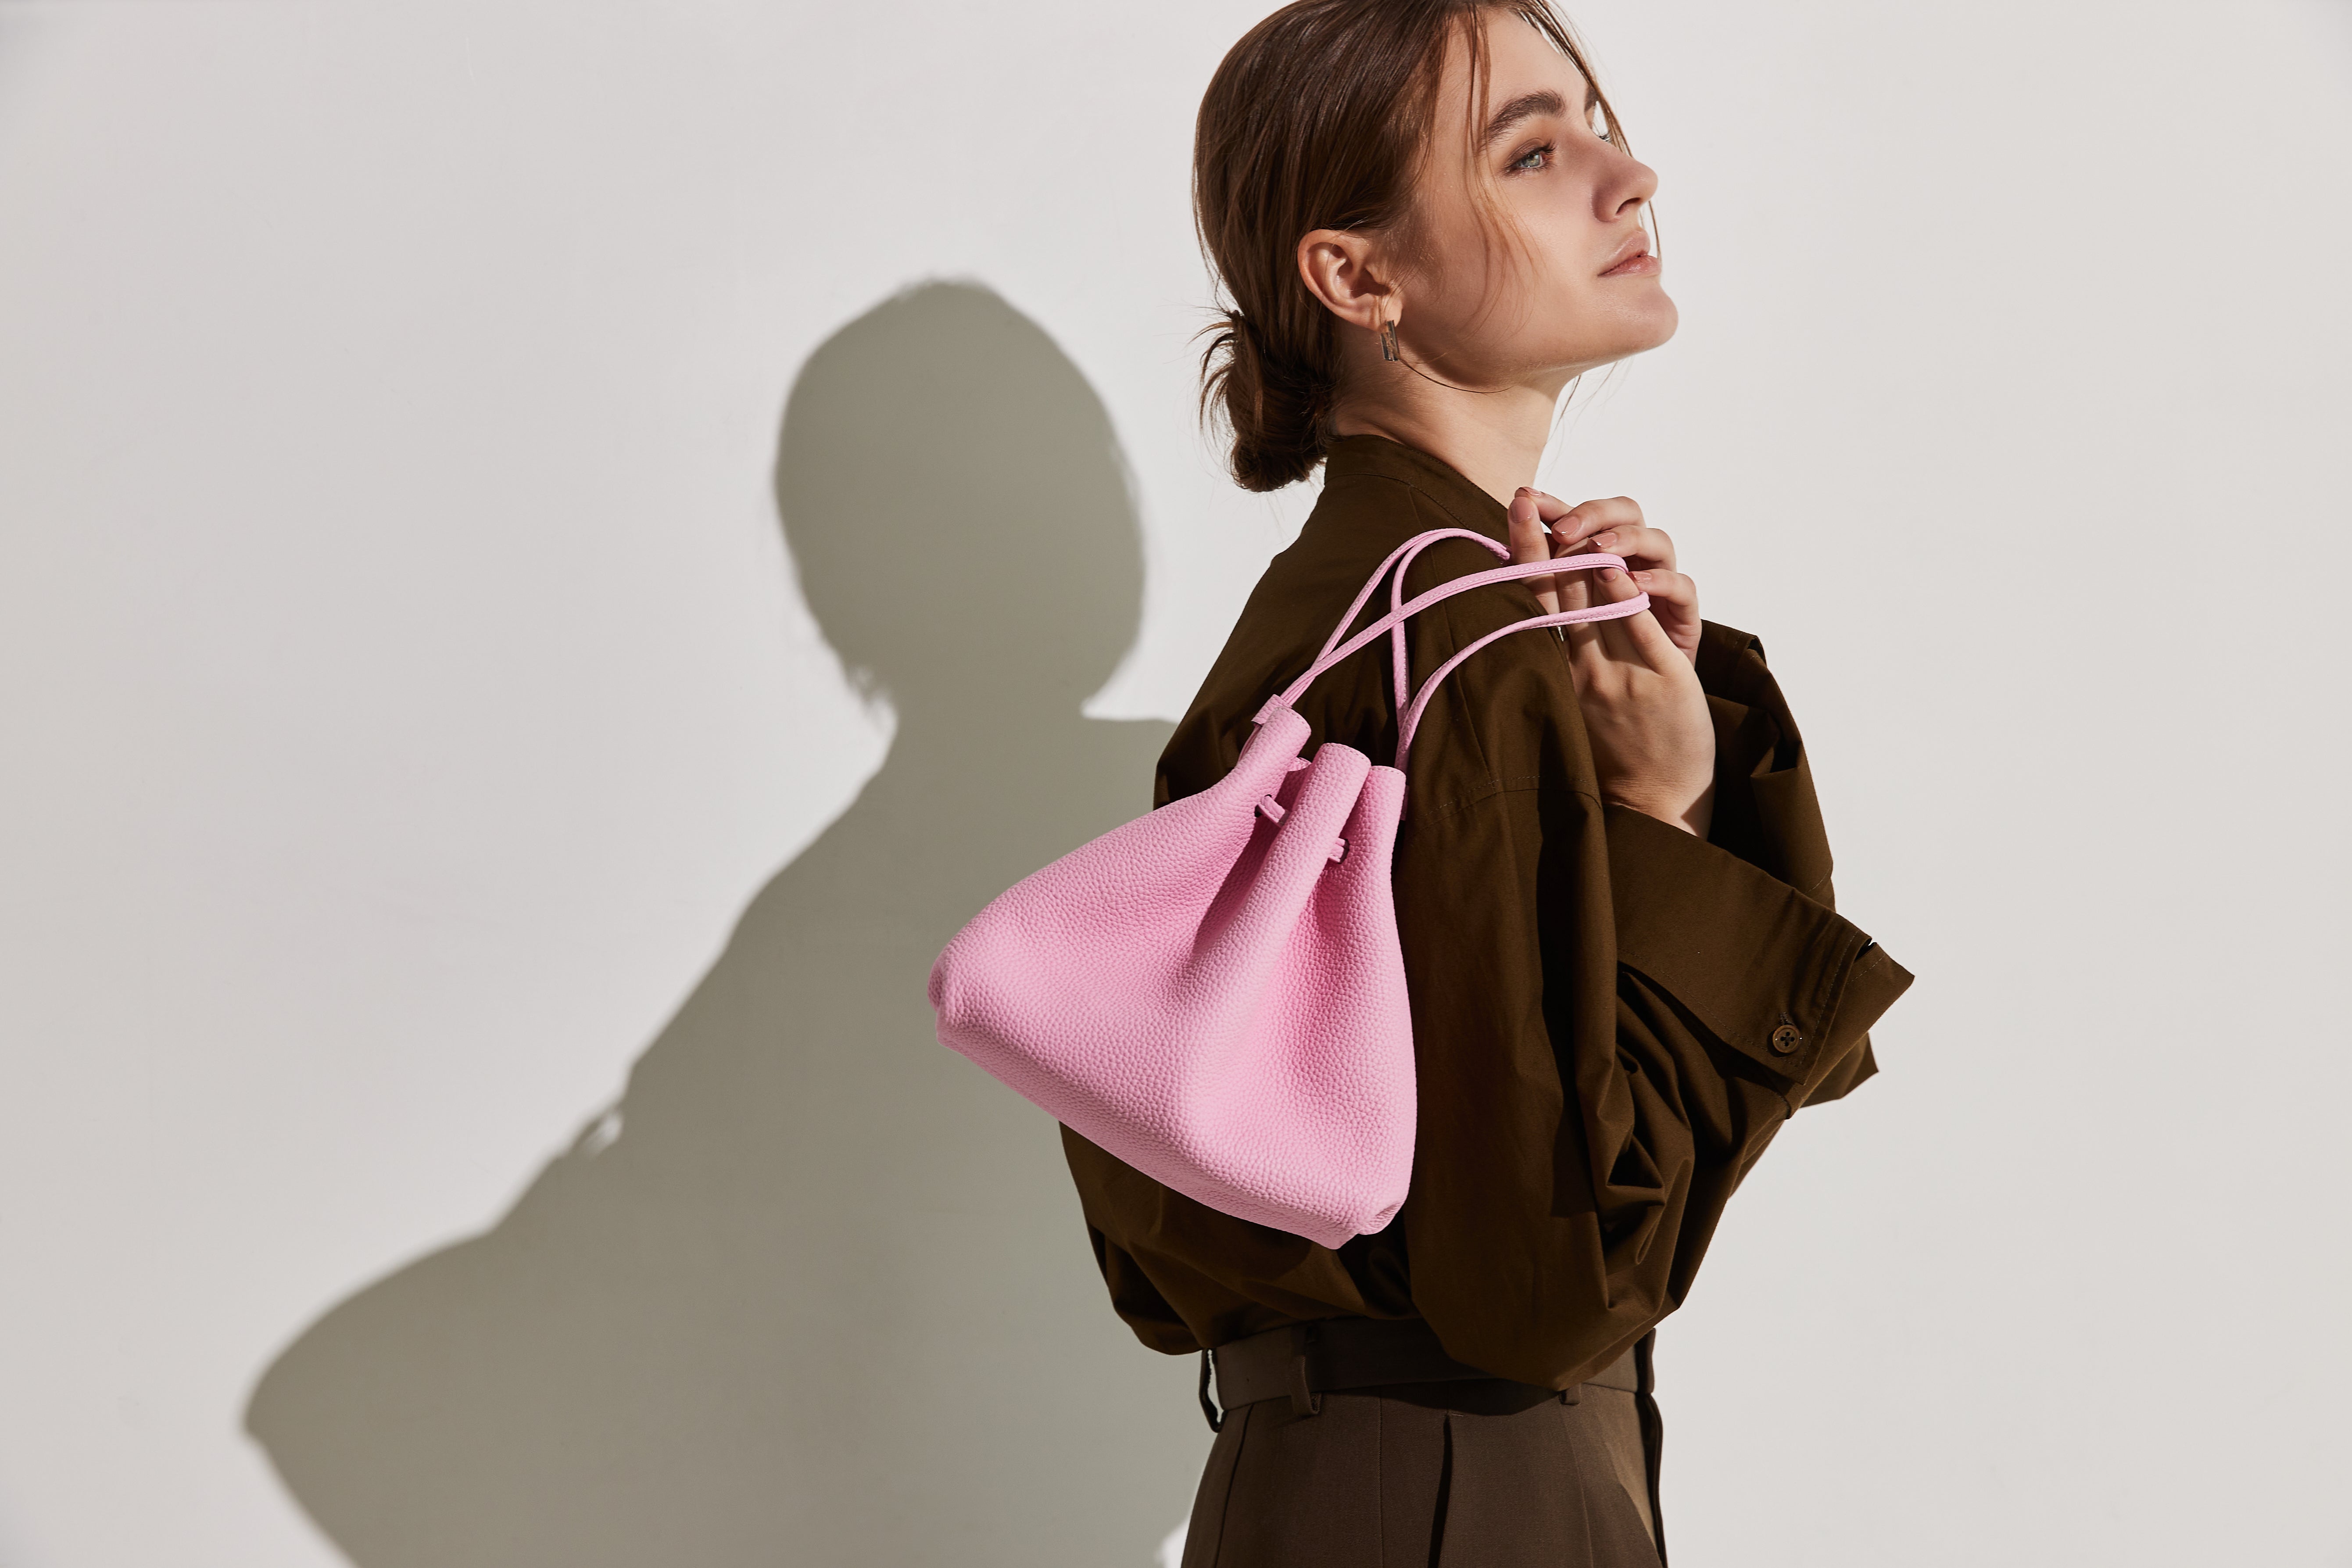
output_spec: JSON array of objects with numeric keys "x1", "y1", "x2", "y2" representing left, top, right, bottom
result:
[{"x1": 1479, "y1": 88, "x2": 1567, "y2": 150}]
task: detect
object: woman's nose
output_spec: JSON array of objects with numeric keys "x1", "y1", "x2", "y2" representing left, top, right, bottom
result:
[{"x1": 1603, "y1": 154, "x2": 1659, "y2": 219}]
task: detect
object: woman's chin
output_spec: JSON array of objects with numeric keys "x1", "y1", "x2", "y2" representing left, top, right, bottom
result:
[
  {"x1": 1536, "y1": 288, "x2": 1679, "y2": 367},
  {"x1": 1597, "y1": 288, "x2": 1679, "y2": 355},
  {"x1": 1637, "y1": 292, "x2": 1679, "y2": 348}
]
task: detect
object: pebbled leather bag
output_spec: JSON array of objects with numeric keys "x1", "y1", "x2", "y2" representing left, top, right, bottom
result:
[{"x1": 927, "y1": 528, "x2": 1647, "y2": 1248}]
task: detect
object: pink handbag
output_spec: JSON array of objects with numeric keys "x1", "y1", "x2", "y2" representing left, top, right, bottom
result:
[{"x1": 927, "y1": 530, "x2": 1649, "y2": 1247}]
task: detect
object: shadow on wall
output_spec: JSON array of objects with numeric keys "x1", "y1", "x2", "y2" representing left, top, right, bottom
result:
[{"x1": 248, "y1": 282, "x2": 1203, "y2": 1567}]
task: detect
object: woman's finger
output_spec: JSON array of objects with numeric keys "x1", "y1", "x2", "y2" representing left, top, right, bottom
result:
[
  {"x1": 1629, "y1": 567, "x2": 1696, "y2": 610},
  {"x1": 1548, "y1": 495, "x2": 1645, "y2": 548},
  {"x1": 1555, "y1": 561, "x2": 1597, "y2": 606},
  {"x1": 1563, "y1": 559, "x2": 1643, "y2": 661},
  {"x1": 1585, "y1": 587, "x2": 1685, "y2": 680},
  {"x1": 1507, "y1": 489, "x2": 1563, "y2": 614},
  {"x1": 1506, "y1": 489, "x2": 1548, "y2": 561},
  {"x1": 1518, "y1": 489, "x2": 1581, "y2": 527},
  {"x1": 1627, "y1": 568, "x2": 1701, "y2": 662},
  {"x1": 1576, "y1": 523, "x2": 1677, "y2": 573},
  {"x1": 1612, "y1": 594, "x2": 1688, "y2": 673}
]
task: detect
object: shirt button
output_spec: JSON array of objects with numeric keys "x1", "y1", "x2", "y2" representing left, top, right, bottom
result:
[{"x1": 1769, "y1": 1024, "x2": 1803, "y2": 1055}]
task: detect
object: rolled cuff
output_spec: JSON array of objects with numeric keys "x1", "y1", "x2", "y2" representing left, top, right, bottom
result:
[{"x1": 1606, "y1": 804, "x2": 1913, "y2": 1103}]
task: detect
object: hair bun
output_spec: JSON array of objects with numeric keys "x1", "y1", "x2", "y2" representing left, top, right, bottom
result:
[{"x1": 1203, "y1": 308, "x2": 1329, "y2": 493}]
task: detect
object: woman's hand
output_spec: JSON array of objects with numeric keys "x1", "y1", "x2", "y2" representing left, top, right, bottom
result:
[
  {"x1": 1522, "y1": 493, "x2": 1702, "y2": 660},
  {"x1": 1507, "y1": 488, "x2": 1715, "y2": 836}
]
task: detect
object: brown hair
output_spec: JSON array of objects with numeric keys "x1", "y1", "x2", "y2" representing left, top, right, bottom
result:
[{"x1": 1193, "y1": 0, "x2": 1623, "y2": 491}]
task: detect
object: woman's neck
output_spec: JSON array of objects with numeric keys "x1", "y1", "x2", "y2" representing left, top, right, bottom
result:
[{"x1": 1329, "y1": 378, "x2": 1562, "y2": 508}]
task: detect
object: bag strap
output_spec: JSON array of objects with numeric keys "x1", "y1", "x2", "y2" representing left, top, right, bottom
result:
[
  {"x1": 1256, "y1": 528, "x2": 1650, "y2": 774},
  {"x1": 1297, "y1": 527, "x2": 1501, "y2": 709}
]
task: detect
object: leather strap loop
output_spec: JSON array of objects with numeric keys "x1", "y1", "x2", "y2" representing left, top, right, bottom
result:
[{"x1": 1285, "y1": 1325, "x2": 1323, "y2": 1419}]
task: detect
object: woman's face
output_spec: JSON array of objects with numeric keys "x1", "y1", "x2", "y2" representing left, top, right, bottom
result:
[{"x1": 1399, "y1": 12, "x2": 1676, "y2": 391}]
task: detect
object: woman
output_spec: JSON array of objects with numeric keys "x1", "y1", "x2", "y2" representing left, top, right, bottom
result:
[{"x1": 1058, "y1": 3, "x2": 1913, "y2": 1563}]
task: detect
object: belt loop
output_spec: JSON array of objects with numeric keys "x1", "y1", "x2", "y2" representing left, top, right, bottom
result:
[
  {"x1": 1286, "y1": 1324, "x2": 1323, "y2": 1418},
  {"x1": 1198, "y1": 1349, "x2": 1223, "y2": 1433},
  {"x1": 1558, "y1": 1382, "x2": 1582, "y2": 1406}
]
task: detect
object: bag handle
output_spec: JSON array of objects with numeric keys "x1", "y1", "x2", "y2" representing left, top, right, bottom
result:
[
  {"x1": 1257, "y1": 529, "x2": 1650, "y2": 773},
  {"x1": 1392, "y1": 593, "x2": 1634, "y2": 774},
  {"x1": 1297, "y1": 528, "x2": 1504, "y2": 711}
]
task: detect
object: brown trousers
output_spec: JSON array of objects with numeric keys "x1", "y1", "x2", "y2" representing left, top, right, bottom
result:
[{"x1": 1179, "y1": 1344, "x2": 1661, "y2": 1568}]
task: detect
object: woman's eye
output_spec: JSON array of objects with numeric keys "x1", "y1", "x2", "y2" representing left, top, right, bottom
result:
[{"x1": 1509, "y1": 143, "x2": 1552, "y2": 172}]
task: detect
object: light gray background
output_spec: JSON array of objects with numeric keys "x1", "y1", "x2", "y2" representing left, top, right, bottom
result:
[{"x1": 2, "y1": 2, "x2": 2347, "y2": 1564}]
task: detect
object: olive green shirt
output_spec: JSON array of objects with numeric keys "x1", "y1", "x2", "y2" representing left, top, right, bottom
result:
[{"x1": 1061, "y1": 435, "x2": 1914, "y2": 1391}]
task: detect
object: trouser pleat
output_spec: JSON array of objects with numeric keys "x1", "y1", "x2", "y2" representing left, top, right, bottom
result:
[{"x1": 1180, "y1": 1382, "x2": 1659, "y2": 1567}]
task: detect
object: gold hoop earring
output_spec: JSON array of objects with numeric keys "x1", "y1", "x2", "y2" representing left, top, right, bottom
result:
[{"x1": 1378, "y1": 318, "x2": 1400, "y2": 362}]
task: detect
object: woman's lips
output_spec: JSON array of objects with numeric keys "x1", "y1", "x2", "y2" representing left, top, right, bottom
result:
[{"x1": 1600, "y1": 236, "x2": 1658, "y2": 277}]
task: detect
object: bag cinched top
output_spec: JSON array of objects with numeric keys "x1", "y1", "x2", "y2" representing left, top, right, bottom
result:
[{"x1": 927, "y1": 529, "x2": 1650, "y2": 1248}]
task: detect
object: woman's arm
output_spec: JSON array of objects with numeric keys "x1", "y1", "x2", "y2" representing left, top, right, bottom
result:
[{"x1": 1389, "y1": 547, "x2": 1912, "y2": 1390}]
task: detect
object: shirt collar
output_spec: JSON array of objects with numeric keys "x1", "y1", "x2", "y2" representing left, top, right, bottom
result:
[{"x1": 1318, "y1": 435, "x2": 1511, "y2": 544}]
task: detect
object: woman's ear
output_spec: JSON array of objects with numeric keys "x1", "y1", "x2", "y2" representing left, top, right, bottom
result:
[{"x1": 1296, "y1": 229, "x2": 1399, "y2": 337}]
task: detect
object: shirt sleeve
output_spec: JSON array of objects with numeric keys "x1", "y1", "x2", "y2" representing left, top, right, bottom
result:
[
  {"x1": 1391, "y1": 616, "x2": 1912, "y2": 1391},
  {"x1": 1606, "y1": 804, "x2": 1909, "y2": 1110},
  {"x1": 1686, "y1": 617, "x2": 1900, "y2": 1106}
]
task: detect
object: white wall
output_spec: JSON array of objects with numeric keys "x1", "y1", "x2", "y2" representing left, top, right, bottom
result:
[{"x1": 0, "y1": 2, "x2": 2345, "y2": 1564}]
